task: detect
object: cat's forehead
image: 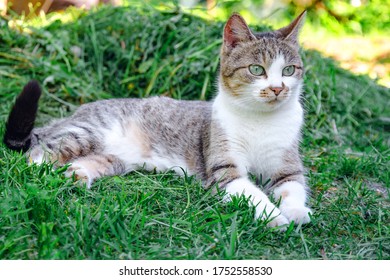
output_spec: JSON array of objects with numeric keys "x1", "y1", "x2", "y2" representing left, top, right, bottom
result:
[
  {"x1": 228, "y1": 37, "x2": 301, "y2": 68},
  {"x1": 254, "y1": 31, "x2": 277, "y2": 39}
]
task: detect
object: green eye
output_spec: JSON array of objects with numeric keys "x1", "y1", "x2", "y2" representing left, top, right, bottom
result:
[
  {"x1": 249, "y1": 65, "x2": 265, "y2": 76},
  {"x1": 282, "y1": 65, "x2": 295, "y2": 76}
]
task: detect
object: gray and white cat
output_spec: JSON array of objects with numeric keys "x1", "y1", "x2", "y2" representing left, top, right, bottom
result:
[{"x1": 4, "y1": 12, "x2": 312, "y2": 228}]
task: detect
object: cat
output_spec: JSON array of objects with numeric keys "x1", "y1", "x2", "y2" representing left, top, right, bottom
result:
[{"x1": 4, "y1": 11, "x2": 312, "y2": 228}]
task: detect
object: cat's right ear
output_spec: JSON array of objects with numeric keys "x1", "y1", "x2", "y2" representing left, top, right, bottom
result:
[
  {"x1": 275, "y1": 10, "x2": 306, "y2": 46},
  {"x1": 223, "y1": 13, "x2": 256, "y2": 52}
]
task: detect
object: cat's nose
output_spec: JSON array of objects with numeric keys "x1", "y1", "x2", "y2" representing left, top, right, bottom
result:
[{"x1": 270, "y1": 87, "x2": 283, "y2": 96}]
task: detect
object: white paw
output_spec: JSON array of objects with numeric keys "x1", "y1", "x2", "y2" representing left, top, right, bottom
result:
[
  {"x1": 223, "y1": 177, "x2": 290, "y2": 230},
  {"x1": 28, "y1": 147, "x2": 45, "y2": 164},
  {"x1": 65, "y1": 163, "x2": 93, "y2": 188},
  {"x1": 267, "y1": 214, "x2": 289, "y2": 231},
  {"x1": 280, "y1": 206, "x2": 312, "y2": 225},
  {"x1": 254, "y1": 205, "x2": 289, "y2": 230}
]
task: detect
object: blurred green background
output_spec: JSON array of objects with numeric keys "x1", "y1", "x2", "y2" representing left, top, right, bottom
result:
[
  {"x1": 3, "y1": 0, "x2": 389, "y2": 86},
  {"x1": 152, "y1": 0, "x2": 390, "y2": 87}
]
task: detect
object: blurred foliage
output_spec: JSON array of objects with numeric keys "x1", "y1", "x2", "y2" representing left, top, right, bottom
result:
[
  {"x1": 135, "y1": 0, "x2": 390, "y2": 35},
  {"x1": 295, "y1": 0, "x2": 390, "y2": 34},
  {"x1": 4, "y1": 1, "x2": 388, "y2": 35},
  {"x1": 218, "y1": 0, "x2": 390, "y2": 35}
]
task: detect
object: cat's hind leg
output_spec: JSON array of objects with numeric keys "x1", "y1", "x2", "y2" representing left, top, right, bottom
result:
[
  {"x1": 65, "y1": 154, "x2": 126, "y2": 188},
  {"x1": 27, "y1": 123, "x2": 98, "y2": 166}
]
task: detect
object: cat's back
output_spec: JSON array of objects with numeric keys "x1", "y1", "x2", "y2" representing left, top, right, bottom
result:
[{"x1": 73, "y1": 96, "x2": 211, "y2": 123}]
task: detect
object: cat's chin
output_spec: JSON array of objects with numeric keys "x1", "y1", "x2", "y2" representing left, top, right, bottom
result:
[{"x1": 264, "y1": 98, "x2": 283, "y2": 106}]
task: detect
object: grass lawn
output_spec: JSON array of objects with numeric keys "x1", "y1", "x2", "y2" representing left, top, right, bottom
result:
[{"x1": 0, "y1": 5, "x2": 389, "y2": 260}]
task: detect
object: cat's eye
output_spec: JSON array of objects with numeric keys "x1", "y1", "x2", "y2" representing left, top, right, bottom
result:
[
  {"x1": 248, "y1": 65, "x2": 265, "y2": 76},
  {"x1": 282, "y1": 65, "x2": 295, "y2": 76}
]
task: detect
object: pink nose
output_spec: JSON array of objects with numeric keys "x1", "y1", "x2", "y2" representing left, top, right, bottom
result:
[{"x1": 270, "y1": 87, "x2": 283, "y2": 96}]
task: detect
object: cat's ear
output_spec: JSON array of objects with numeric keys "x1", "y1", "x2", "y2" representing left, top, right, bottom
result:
[
  {"x1": 223, "y1": 13, "x2": 256, "y2": 51},
  {"x1": 276, "y1": 10, "x2": 306, "y2": 46}
]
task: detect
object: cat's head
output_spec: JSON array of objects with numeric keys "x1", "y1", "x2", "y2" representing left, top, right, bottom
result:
[{"x1": 219, "y1": 11, "x2": 306, "y2": 112}]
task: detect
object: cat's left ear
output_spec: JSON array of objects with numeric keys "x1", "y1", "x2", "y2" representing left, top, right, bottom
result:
[
  {"x1": 223, "y1": 13, "x2": 256, "y2": 52},
  {"x1": 276, "y1": 10, "x2": 306, "y2": 46}
]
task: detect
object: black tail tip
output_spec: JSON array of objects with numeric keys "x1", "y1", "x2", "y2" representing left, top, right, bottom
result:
[
  {"x1": 20, "y1": 80, "x2": 42, "y2": 102},
  {"x1": 3, "y1": 79, "x2": 42, "y2": 152}
]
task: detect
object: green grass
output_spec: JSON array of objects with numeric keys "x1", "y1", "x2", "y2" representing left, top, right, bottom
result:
[{"x1": 0, "y1": 5, "x2": 389, "y2": 260}]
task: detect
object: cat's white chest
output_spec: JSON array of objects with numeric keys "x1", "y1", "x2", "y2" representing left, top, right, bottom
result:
[
  {"x1": 232, "y1": 121, "x2": 289, "y2": 178},
  {"x1": 213, "y1": 97, "x2": 303, "y2": 180}
]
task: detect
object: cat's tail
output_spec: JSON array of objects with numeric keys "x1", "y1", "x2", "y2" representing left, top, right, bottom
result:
[{"x1": 3, "y1": 80, "x2": 42, "y2": 152}]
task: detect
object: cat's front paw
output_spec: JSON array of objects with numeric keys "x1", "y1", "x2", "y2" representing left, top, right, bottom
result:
[
  {"x1": 280, "y1": 206, "x2": 312, "y2": 225},
  {"x1": 267, "y1": 214, "x2": 289, "y2": 231},
  {"x1": 255, "y1": 206, "x2": 289, "y2": 230}
]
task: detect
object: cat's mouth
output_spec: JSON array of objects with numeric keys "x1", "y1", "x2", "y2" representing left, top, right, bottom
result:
[
  {"x1": 253, "y1": 94, "x2": 279, "y2": 104},
  {"x1": 266, "y1": 98, "x2": 281, "y2": 105},
  {"x1": 264, "y1": 95, "x2": 283, "y2": 103},
  {"x1": 267, "y1": 98, "x2": 278, "y2": 104}
]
